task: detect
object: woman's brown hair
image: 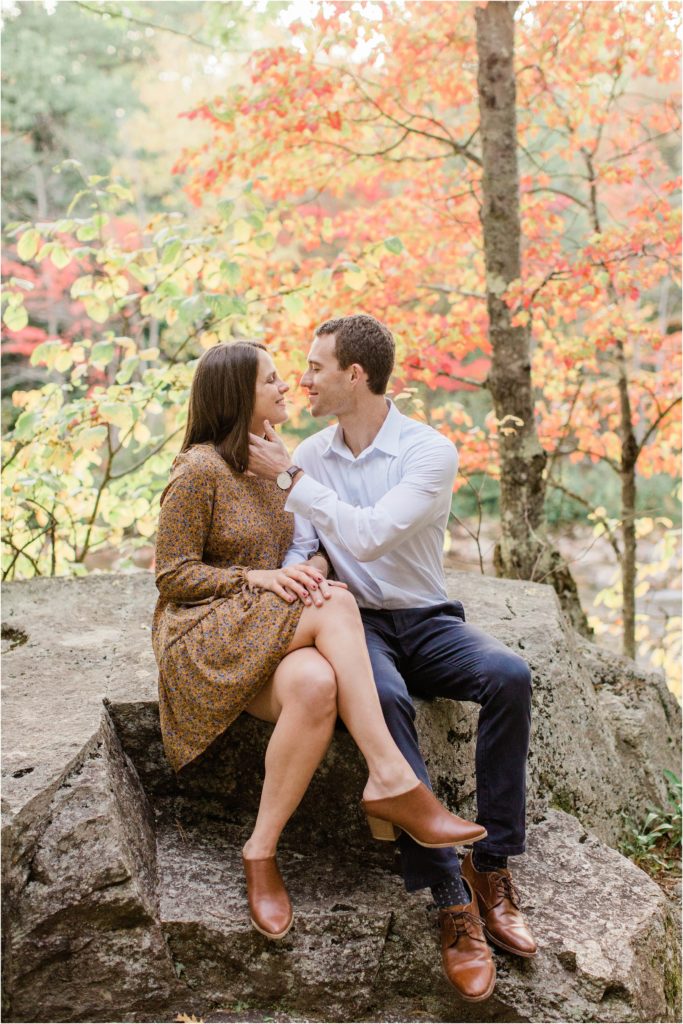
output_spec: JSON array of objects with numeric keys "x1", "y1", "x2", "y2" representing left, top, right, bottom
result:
[{"x1": 180, "y1": 340, "x2": 266, "y2": 472}]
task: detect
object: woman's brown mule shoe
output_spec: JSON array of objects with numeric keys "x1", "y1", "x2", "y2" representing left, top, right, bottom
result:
[
  {"x1": 362, "y1": 781, "x2": 487, "y2": 848},
  {"x1": 242, "y1": 854, "x2": 293, "y2": 940}
]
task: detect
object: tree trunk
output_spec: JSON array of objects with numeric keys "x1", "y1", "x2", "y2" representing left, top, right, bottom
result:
[
  {"x1": 474, "y1": 1, "x2": 589, "y2": 634},
  {"x1": 616, "y1": 341, "x2": 638, "y2": 658},
  {"x1": 584, "y1": 149, "x2": 638, "y2": 660}
]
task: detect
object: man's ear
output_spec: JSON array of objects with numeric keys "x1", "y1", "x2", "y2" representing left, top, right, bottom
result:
[{"x1": 349, "y1": 363, "x2": 368, "y2": 387}]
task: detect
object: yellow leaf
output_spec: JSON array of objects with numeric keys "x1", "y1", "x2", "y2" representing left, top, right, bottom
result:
[
  {"x1": 137, "y1": 515, "x2": 157, "y2": 538},
  {"x1": 54, "y1": 349, "x2": 74, "y2": 373},
  {"x1": 100, "y1": 404, "x2": 134, "y2": 431},
  {"x1": 635, "y1": 517, "x2": 655, "y2": 539},
  {"x1": 200, "y1": 331, "x2": 219, "y2": 349},
  {"x1": 343, "y1": 269, "x2": 367, "y2": 291},
  {"x1": 133, "y1": 421, "x2": 151, "y2": 445},
  {"x1": 233, "y1": 219, "x2": 251, "y2": 243},
  {"x1": 77, "y1": 426, "x2": 108, "y2": 450},
  {"x1": 112, "y1": 274, "x2": 130, "y2": 298}
]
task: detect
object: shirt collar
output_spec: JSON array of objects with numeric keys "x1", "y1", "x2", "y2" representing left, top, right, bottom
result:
[{"x1": 323, "y1": 400, "x2": 402, "y2": 461}]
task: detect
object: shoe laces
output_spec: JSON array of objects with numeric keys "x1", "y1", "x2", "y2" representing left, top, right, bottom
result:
[
  {"x1": 441, "y1": 908, "x2": 487, "y2": 945},
  {"x1": 493, "y1": 873, "x2": 521, "y2": 909}
]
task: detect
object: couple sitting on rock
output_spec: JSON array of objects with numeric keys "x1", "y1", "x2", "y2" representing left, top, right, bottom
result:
[{"x1": 152, "y1": 313, "x2": 536, "y2": 1003}]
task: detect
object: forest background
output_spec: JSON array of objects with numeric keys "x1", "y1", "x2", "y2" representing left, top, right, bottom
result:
[{"x1": 1, "y1": 0, "x2": 681, "y2": 698}]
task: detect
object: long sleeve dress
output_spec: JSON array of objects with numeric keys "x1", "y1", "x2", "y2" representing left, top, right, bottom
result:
[{"x1": 152, "y1": 443, "x2": 305, "y2": 772}]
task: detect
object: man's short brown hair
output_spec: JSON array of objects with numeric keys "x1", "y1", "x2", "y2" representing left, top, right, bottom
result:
[{"x1": 315, "y1": 314, "x2": 395, "y2": 395}]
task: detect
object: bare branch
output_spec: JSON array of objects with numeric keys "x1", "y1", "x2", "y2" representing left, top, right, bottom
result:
[{"x1": 635, "y1": 396, "x2": 682, "y2": 457}]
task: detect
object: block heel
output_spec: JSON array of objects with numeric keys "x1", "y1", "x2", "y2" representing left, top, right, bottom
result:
[
  {"x1": 366, "y1": 814, "x2": 401, "y2": 841},
  {"x1": 361, "y1": 782, "x2": 488, "y2": 848}
]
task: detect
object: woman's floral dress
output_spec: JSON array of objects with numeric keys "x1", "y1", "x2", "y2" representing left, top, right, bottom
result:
[{"x1": 152, "y1": 443, "x2": 305, "y2": 772}]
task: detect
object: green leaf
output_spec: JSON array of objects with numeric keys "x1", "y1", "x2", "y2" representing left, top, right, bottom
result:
[
  {"x1": 219, "y1": 260, "x2": 241, "y2": 286},
  {"x1": 50, "y1": 245, "x2": 72, "y2": 269},
  {"x1": 156, "y1": 280, "x2": 183, "y2": 300},
  {"x1": 178, "y1": 295, "x2": 206, "y2": 323},
  {"x1": 255, "y1": 232, "x2": 275, "y2": 251},
  {"x1": 76, "y1": 222, "x2": 99, "y2": 242},
  {"x1": 3, "y1": 303, "x2": 28, "y2": 331},
  {"x1": 90, "y1": 341, "x2": 115, "y2": 368},
  {"x1": 206, "y1": 294, "x2": 236, "y2": 319},
  {"x1": 128, "y1": 263, "x2": 154, "y2": 286},
  {"x1": 70, "y1": 275, "x2": 93, "y2": 299},
  {"x1": 283, "y1": 293, "x2": 303, "y2": 316},
  {"x1": 115, "y1": 357, "x2": 140, "y2": 384},
  {"x1": 13, "y1": 410, "x2": 40, "y2": 440},
  {"x1": 217, "y1": 199, "x2": 235, "y2": 220},
  {"x1": 161, "y1": 239, "x2": 183, "y2": 265},
  {"x1": 107, "y1": 182, "x2": 134, "y2": 203},
  {"x1": 384, "y1": 236, "x2": 403, "y2": 255},
  {"x1": 30, "y1": 339, "x2": 61, "y2": 368},
  {"x1": 17, "y1": 229, "x2": 39, "y2": 261},
  {"x1": 83, "y1": 296, "x2": 109, "y2": 323}
]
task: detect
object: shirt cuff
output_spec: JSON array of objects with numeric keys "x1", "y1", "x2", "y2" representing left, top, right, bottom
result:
[{"x1": 284, "y1": 473, "x2": 331, "y2": 515}]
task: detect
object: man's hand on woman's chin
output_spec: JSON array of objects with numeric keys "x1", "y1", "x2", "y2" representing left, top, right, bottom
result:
[{"x1": 247, "y1": 420, "x2": 291, "y2": 480}]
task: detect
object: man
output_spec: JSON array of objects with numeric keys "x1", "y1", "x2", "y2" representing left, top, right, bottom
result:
[{"x1": 248, "y1": 314, "x2": 536, "y2": 1002}]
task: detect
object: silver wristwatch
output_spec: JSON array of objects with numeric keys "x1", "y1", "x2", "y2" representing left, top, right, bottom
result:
[{"x1": 276, "y1": 465, "x2": 302, "y2": 491}]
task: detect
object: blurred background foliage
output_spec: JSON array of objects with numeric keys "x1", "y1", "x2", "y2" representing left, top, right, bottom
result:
[{"x1": 1, "y1": 0, "x2": 680, "y2": 695}]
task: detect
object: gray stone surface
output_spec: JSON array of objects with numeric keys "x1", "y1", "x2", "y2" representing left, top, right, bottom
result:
[{"x1": 2, "y1": 571, "x2": 681, "y2": 1023}]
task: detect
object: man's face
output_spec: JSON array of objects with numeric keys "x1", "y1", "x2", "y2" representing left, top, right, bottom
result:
[{"x1": 300, "y1": 333, "x2": 354, "y2": 418}]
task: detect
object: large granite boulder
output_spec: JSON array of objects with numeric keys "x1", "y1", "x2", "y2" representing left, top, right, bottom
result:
[{"x1": 2, "y1": 571, "x2": 681, "y2": 1023}]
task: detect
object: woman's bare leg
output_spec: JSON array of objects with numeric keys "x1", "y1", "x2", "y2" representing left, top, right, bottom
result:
[
  {"x1": 287, "y1": 588, "x2": 417, "y2": 801},
  {"x1": 242, "y1": 648, "x2": 337, "y2": 859}
]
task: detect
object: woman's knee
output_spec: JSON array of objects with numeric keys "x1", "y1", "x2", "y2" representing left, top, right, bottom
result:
[
  {"x1": 279, "y1": 655, "x2": 338, "y2": 719},
  {"x1": 325, "y1": 585, "x2": 361, "y2": 618}
]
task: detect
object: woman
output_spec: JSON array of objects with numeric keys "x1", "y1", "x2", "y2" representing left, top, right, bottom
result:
[{"x1": 152, "y1": 340, "x2": 486, "y2": 940}]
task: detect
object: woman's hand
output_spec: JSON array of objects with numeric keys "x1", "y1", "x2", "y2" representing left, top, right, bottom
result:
[{"x1": 247, "y1": 564, "x2": 347, "y2": 607}]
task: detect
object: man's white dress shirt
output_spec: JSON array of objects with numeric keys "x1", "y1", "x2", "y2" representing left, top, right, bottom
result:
[{"x1": 282, "y1": 401, "x2": 459, "y2": 610}]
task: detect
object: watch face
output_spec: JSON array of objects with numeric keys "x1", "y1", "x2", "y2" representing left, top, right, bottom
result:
[{"x1": 276, "y1": 471, "x2": 291, "y2": 490}]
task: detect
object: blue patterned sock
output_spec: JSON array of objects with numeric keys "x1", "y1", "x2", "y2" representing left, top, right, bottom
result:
[{"x1": 431, "y1": 872, "x2": 471, "y2": 909}]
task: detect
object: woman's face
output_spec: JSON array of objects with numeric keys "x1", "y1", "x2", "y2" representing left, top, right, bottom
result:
[{"x1": 250, "y1": 349, "x2": 289, "y2": 433}]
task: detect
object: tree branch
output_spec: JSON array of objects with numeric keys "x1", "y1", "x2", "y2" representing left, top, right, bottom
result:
[
  {"x1": 74, "y1": 1, "x2": 247, "y2": 52},
  {"x1": 635, "y1": 396, "x2": 682, "y2": 457}
]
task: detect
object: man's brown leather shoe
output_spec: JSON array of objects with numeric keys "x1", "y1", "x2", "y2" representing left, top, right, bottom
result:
[
  {"x1": 242, "y1": 854, "x2": 293, "y2": 940},
  {"x1": 438, "y1": 884, "x2": 496, "y2": 1003},
  {"x1": 461, "y1": 851, "x2": 537, "y2": 957}
]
